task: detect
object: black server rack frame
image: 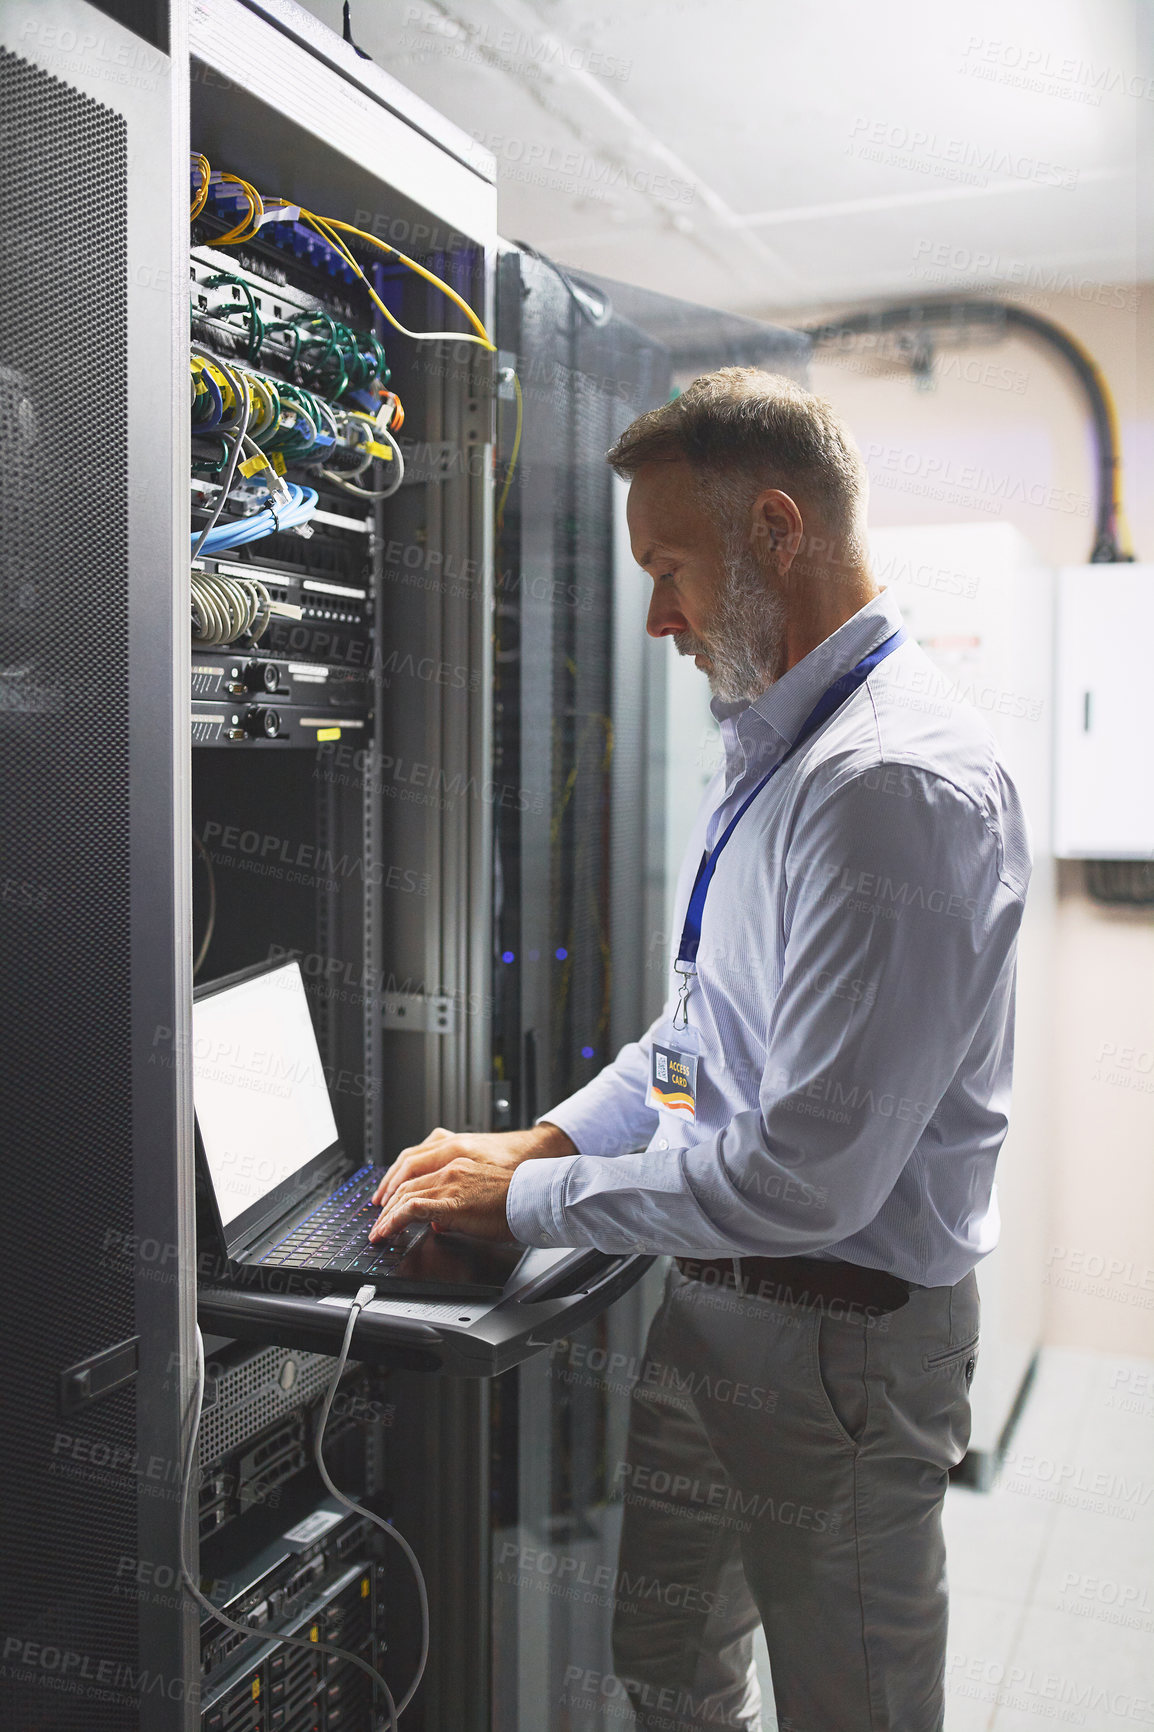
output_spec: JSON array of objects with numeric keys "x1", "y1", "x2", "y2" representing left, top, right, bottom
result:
[
  {"x1": 486, "y1": 250, "x2": 811, "y2": 1732},
  {"x1": 0, "y1": 2, "x2": 195, "y2": 1728},
  {"x1": 184, "y1": 8, "x2": 500, "y2": 1729}
]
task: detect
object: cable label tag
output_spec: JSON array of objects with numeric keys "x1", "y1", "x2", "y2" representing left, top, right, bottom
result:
[
  {"x1": 239, "y1": 454, "x2": 270, "y2": 478},
  {"x1": 257, "y1": 202, "x2": 301, "y2": 229},
  {"x1": 365, "y1": 440, "x2": 393, "y2": 461},
  {"x1": 269, "y1": 451, "x2": 287, "y2": 475}
]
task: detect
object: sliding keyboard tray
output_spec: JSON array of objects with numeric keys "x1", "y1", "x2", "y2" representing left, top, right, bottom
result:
[{"x1": 198, "y1": 1246, "x2": 656, "y2": 1377}]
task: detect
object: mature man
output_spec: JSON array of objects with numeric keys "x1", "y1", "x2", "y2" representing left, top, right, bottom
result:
[{"x1": 370, "y1": 368, "x2": 1030, "y2": 1730}]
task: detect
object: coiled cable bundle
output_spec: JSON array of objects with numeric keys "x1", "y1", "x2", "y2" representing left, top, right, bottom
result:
[
  {"x1": 190, "y1": 569, "x2": 303, "y2": 649},
  {"x1": 191, "y1": 569, "x2": 273, "y2": 647}
]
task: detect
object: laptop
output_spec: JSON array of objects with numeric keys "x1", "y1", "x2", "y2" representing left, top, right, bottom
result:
[{"x1": 193, "y1": 958, "x2": 523, "y2": 1299}]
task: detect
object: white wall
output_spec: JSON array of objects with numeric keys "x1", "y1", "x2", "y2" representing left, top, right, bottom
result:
[{"x1": 784, "y1": 283, "x2": 1154, "y2": 1354}]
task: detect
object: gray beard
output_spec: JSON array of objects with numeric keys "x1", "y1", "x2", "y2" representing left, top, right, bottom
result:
[{"x1": 674, "y1": 549, "x2": 786, "y2": 703}]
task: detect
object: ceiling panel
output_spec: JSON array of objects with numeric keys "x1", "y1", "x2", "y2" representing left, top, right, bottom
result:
[{"x1": 299, "y1": 0, "x2": 1153, "y2": 315}]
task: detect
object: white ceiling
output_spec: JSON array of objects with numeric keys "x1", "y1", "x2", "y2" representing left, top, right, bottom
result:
[{"x1": 298, "y1": 0, "x2": 1152, "y2": 319}]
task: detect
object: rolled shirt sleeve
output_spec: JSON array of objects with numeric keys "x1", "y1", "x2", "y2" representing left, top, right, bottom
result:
[
  {"x1": 534, "y1": 1011, "x2": 666, "y2": 1161},
  {"x1": 504, "y1": 999, "x2": 670, "y2": 1246},
  {"x1": 506, "y1": 761, "x2": 1027, "y2": 1259}
]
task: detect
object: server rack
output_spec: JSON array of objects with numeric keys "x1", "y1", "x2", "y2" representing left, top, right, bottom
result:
[
  {"x1": 0, "y1": 4, "x2": 192, "y2": 1727},
  {"x1": 488, "y1": 248, "x2": 672, "y2": 1731},
  {"x1": 487, "y1": 260, "x2": 808, "y2": 1732},
  {"x1": 0, "y1": 4, "x2": 809, "y2": 1729},
  {"x1": 186, "y1": 10, "x2": 497, "y2": 1730}
]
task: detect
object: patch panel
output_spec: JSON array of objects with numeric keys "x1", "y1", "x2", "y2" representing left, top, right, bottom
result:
[
  {"x1": 187, "y1": 226, "x2": 399, "y2": 635},
  {"x1": 190, "y1": 247, "x2": 382, "y2": 416},
  {"x1": 197, "y1": 561, "x2": 372, "y2": 667}
]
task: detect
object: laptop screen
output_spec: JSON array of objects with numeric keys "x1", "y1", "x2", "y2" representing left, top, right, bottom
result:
[{"x1": 193, "y1": 961, "x2": 340, "y2": 1231}]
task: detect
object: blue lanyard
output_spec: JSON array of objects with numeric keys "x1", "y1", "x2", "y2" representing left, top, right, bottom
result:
[{"x1": 673, "y1": 626, "x2": 907, "y2": 1028}]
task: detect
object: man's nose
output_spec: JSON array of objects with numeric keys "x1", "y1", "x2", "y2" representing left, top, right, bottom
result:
[{"x1": 646, "y1": 588, "x2": 688, "y2": 640}]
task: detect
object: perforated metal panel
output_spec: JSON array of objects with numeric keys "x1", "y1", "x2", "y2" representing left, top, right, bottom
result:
[
  {"x1": 0, "y1": 41, "x2": 138, "y2": 1731},
  {"x1": 198, "y1": 1346, "x2": 341, "y2": 1466},
  {"x1": 491, "y1": 249, "x2": 671, "y2": 1121}
]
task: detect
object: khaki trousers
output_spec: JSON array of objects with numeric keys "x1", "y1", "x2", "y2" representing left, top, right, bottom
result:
[{"x1": 611, "y1": 1261, "x2": 979, "y2": 1732}]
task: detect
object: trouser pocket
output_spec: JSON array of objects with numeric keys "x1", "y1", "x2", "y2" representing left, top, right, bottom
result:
[
  {"x1": 924, "y1": 1334, "x2": 980, "y2": 1391},
  {"x1": 813, "y1": 1312, "x2": 870, "y2": 1449}
]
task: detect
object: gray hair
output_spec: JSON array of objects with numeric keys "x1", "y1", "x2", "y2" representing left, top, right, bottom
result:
[{"x1": 607, "y1": 366, "x2": 869, "y2": 564}]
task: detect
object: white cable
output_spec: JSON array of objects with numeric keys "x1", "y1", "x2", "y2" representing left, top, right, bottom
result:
[
  {"x1": 330, "y1": 414, "x2": 377, "y2": 480},
  {"x1": 320, "y1": 409, "x2": 405, "y2": 500},
  {"x1": 314, "y1": 1287, "x2": 430, "y2": 1721},
  {"x1": 179, "y1": 1323, "x2": 398, "y2": 1730},
  {"x1": 190, "y1": 571, "x2": 273, "y2": 648}
]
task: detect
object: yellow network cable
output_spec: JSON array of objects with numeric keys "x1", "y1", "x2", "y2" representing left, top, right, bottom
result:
[
  {"x1": 191, "y1": 154, "x2": 496, "y2": 351},
  {"x1": 240, "y1": 372, "x2": 274, "y2": 441},
  {"x1": 190, "y1": 153, "x2": 210, "y2": 221},
  {"x1": 299, "y1": 209, "x2": 496, "y2": 351},
  {"x1": 495, "y1": 368, "x2": 523, "y2": 530},
  {"x1": 213, "y1": 173, "x2": 265, "y2": 246}
]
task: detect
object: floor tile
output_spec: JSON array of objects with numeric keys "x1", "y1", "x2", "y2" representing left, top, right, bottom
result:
[
  {"x1": 945, "y1": 1592, "x2": 1022, "y2": 1731},
  {"x1": 989, "y1": 1604, "x2": 1154, "y2": 1730},
  {"x1": 944, "y1": 1481, "x2": 1053, "y2": 1604},
  {"x1": 1032, "y1": 1496, "x2": 1154, "y2": 1597}
]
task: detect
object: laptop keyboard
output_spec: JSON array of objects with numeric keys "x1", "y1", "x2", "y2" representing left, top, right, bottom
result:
[{"x1": 256, "y1": 1167, "x2": 412, "y2": 1276}]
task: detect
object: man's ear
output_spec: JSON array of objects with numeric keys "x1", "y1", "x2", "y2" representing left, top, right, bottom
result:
[{"x1": 750, "y1": 488, "x2": 804, "y2": 572}]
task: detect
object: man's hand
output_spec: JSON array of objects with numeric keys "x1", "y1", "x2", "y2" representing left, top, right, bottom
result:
[{"x1": 369, "y1": 1123, "x2": 575, "y2": 1243}]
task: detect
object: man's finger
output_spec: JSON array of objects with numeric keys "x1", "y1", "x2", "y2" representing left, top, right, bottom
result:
[
  {"x1": 392, "y1": 1127, "x2": 454, "y2": 1165},
  {"x1": 370, "y1": 1190, "x2": 456, "y2": 1242},
  {"x1": 369, "y1": 1167, "x2": 460, "y2": 1238},
  {"x1": 372, "y1": 1141, "x2": 464, "y2": 1205},
  {"x1": 373, "y1": 1127, "x2": 458, "y2": 1202}
]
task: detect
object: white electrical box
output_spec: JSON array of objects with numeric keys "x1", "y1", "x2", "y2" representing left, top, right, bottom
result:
[
  {"x1": 1054, "y1": 565, "x2": 1154, "y2": 859},
  {"x1": 871, "y1": 523, "x2": 1054, "y2": 1481},
  {"x1": 871, "y1": 522, "x2": 1053, "y2": 837}
]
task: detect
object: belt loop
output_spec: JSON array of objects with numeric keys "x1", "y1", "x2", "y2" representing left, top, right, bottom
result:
[{"x1": 731, "y1": 1255, "x2": 744, "y2": 1295}]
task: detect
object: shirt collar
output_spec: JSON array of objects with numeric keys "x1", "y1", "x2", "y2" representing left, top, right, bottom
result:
[{"x1": 710, "y1": 588, "x2": 905, "y2": 761}]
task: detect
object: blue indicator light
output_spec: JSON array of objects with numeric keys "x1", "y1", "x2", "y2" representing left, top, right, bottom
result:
[
  {"x1": 555, "y1": 947, "x2": 568, "y2": 961},
  {"x1": 581, "y1": 1046, "x2": 595, "y2": 1058},
  {"x1": 501, "y1": 950, "x2": 515, "y2": 964}
]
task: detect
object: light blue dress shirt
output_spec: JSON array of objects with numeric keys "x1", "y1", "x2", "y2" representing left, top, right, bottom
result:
[{"x1": 506, "y1": 588, "x2": 1032, "y2": 1287}]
